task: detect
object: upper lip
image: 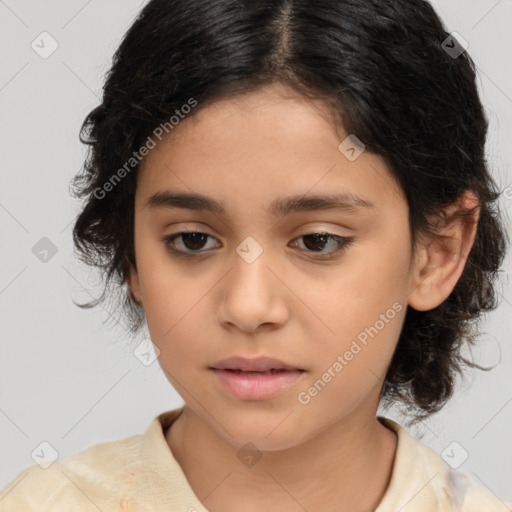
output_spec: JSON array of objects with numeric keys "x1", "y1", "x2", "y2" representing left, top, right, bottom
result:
[{"x1": 210, "y1": 356, "x2": 304, "y2": 372}]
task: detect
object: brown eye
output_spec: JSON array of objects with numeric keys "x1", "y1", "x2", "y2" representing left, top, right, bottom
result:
[
  {"x1": 176, "y1": 232, "x2": 209, "y2": 250},
  {"x1": 163, "y1": 231, "x2": 219, "y2": 256},
  {"x1": 302, "y1": 233, "x2": 334, "y2": 251},
  {"x1": 291, "y1": 232, "x2": 354, "y2": 257},
  {"x1": 162, "y1": 231, "x2": 354, "y2": 259}
]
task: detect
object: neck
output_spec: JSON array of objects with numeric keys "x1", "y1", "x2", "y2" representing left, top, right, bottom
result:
[{"x1": 165, "y1": 405, "x2": 398, "y2": 512}]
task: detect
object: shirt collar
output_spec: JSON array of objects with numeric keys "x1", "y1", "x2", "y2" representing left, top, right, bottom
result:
[{"x1": 139, "y1": 408, "x2": 447, "y2": 511}]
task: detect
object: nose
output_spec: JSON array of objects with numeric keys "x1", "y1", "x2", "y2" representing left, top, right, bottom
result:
[{"x1": 218, "y1": 247, "x2": 289, "y2": 334}]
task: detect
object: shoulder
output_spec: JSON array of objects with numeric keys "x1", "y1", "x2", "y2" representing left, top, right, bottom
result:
[
  {"x1": 420, "y1": 446, "x2": 511, "y2": 511},
  {"x1": 0, "y1": 433, "x2": 143, "y2": 512},
  {"x1": 377, "y1": 417, "x2": 511, "y2": 512},
  {"x1": 442, "y1": 470, "x2": 512, "y2": 512}
]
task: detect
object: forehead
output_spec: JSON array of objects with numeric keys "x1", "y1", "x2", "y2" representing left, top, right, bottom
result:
[{"x1": 136, "y1": 85, "x2": 406, "y2": 216}]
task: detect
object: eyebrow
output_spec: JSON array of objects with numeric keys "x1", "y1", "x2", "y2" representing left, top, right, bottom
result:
[{"x1": 144, "y1": 190, "x2": 376, "y2": 217}]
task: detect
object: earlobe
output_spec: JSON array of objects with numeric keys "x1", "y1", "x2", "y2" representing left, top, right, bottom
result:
[
  {"x1": 407, "y1": 191, "x2": 480, "y2": 312},
  {"x1": 126, "y1": 263, "x2": 143, "y2": 305}
]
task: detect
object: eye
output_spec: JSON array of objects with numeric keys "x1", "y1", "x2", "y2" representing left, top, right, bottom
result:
[
  {"x1": 162, "y1": 231, "x2": 354, "y2": 258},
  {"x1": 290, "y1": 232, "x2": 354, "y2": 258},
  {"x1": 163, "y1": 231, "x2": 219, "y2": 256}
]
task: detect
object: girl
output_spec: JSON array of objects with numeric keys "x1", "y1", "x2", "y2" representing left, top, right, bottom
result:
[{"x1": 1, "y1": 0, "x2": 510, "y2": 510}]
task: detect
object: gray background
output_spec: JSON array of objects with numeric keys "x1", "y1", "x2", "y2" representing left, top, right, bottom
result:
[{"x1": 1, "y1": 0, "x2": 511, "y2": 503}]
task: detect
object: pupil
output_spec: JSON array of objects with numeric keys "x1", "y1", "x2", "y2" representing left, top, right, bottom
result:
[
  {"x1": 303, "y1": 234, "x2": 328, "y2": 251},
  {"x1": 183, "y1": 233, "x2": 207, "y2": 250}
]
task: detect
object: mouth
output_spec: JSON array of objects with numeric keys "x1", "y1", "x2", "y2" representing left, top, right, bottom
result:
[
  {"x1": 209, "y1": 356, "x2": 306, "y2": 401},
  {"x1": 210, "y1": 355, "x2": 305, "y2": 373},
  {"x1": 216, "y1": 368, "x2": 303, "y2": 375}
]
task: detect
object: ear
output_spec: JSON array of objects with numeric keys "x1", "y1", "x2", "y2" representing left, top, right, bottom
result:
[
  {"x1": 407, "y1": 191, "x2": 480, "y2": 311},
  {"x1": 126, "y1": 262, "x2": 143, "y2": 305}
]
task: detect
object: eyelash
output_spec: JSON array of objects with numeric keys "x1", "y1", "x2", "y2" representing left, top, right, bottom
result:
[{"x1": 162, "y1": 231, "x2": 355, "y2": 259}]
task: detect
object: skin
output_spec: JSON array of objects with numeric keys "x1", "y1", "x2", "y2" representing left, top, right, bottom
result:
[{"x1": 127, "y1": 82, "x2": 479, "y2": 512}]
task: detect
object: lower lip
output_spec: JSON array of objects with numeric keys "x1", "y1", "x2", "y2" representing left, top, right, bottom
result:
[{"x1": 211, "y1": 369, "x2": 305, "y2": 401}]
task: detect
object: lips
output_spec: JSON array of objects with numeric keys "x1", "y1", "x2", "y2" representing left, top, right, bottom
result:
[
  {"x1": 221, "y1": 369, "x2": 289, "y2": 375},
  {"x1": 210, "y1": 356, "x2": 304, "y2": 373},
  {"x1": 209, "y1": 356, "x2": 306, "y2": 401}
]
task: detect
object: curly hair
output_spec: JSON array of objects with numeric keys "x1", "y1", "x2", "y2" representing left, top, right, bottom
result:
[{"x1": 71, "y1": 0, "x2": 508, "y2": 421}]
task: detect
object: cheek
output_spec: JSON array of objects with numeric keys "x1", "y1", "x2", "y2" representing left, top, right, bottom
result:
[
  {"x1": 295, "y1": 235, "x2": 408, "y2": 335},
  {"x1": 136, "y1": 251, "x2": 218, "y2": 377},
  {"x1": 134, "y1": 237, "x2": 187, "y2": 338},
  {"x1": 293, "y1": 242, "x2": 409, "y2": 395},
  {"x1": 294, "y1": 288, "x2": 406, "y2": 421},
  {"x1": 140, "y1": 272, "x2": 212, "y2": 396},
  {"x1": 142, "y1": 273, "x2": 209, "y2": 346}
]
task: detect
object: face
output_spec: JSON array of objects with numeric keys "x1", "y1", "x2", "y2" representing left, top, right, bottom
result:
[{"x1": 128, "y1": 83, "x2": 417, "y2": 451}]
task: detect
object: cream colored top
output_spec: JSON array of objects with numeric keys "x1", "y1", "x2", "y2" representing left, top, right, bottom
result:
[{"x1": 0, "y1": 407, "x2": 510, "y2": 511}]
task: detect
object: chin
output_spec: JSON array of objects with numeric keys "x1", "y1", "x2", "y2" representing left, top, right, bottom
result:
[
  {"x1": 227, "y1": 430, "x2": 304, "y2": 452},
  {"x1": 209, "y1": 408, "x2": 313, "y2": 452}
]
